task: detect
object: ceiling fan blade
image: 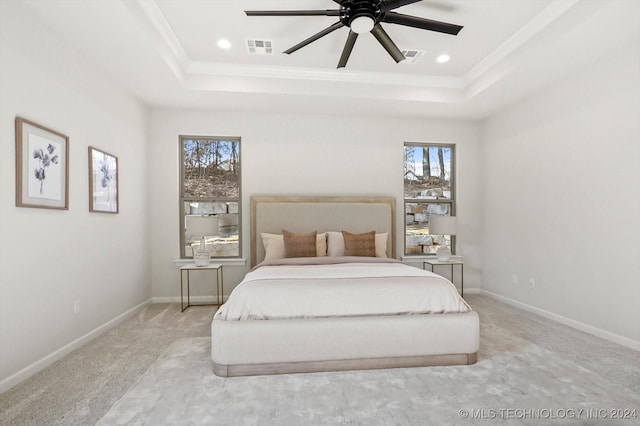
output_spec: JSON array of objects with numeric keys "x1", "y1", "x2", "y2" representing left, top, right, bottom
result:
[
  {"x1": 284, "y1": 22, "x2": 345, "y2": 55},
  {"x1": 370, "y1": 24, "x2": 405, "y2": 63},
  {"x1": 384, "y1": 0, "x2": 425, "y2": 11},
  {"x1": 245, "y1": 10, "x2": 340, "y2": 17},
  {"x1": 337, "y1": 31, "x2": 358, "y2": 68},
  {"x1": 383, "y1": 12, "x2": 463, "y2": 35}
]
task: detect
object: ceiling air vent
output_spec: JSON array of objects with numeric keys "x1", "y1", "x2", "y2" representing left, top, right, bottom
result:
[
  {"x1": 246, "y1": 39, "x2": 273, "y2": 55},
  {"x1": 400, "y1": 49, "x2": 425, "y2": 64}
]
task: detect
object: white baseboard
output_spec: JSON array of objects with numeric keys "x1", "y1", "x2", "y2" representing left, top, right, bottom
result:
[
  {"x1": 152, "y1": 296, "x2": 226, "y2": 304},
  {"x1": 480, "y1": 289, "x2": 640, "y2": 352},
  {"x1": 0, "y1": 299, "x2": 152, "y2": 394}
]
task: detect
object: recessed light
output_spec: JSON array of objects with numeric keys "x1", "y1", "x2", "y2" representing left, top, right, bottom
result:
[
  {"x1": 217, "y1": 39, "x2": 232, "y2": 49},
  {"x1": 436, "y1": 54, "x2": 450, "y2": 64}
]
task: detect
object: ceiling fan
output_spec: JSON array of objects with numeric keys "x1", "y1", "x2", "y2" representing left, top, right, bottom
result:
[{"x1": 245, "y1": 0, "x2": 463, "y2": 68}]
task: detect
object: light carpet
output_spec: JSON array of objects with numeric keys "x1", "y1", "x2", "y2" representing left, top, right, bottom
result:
[{"x1": 98, "y1": 333, "x2": 639, "y2": 425}]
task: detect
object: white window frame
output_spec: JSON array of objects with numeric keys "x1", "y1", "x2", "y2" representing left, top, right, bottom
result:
[
  {"x1": 403, "y1": 142, "x2": 456, "y2": 257},
  {"x1": 179, "y1": 135, "x2": 241, "y2": 259}
]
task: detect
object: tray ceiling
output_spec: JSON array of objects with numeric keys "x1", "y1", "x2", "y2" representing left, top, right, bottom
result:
[{"x1": 20, "y1": 0, "x2": 640, "y2": 119}]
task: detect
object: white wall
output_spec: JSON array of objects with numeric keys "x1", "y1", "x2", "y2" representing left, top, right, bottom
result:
[
  {"x1": 480, "y1": 44, "x2": 640, "y2": 346},
  {"x1": 0, "y1": 1, "x2": 150, "y2": 390},
  {"x1": 148, "y1": 109, "x2": 482, "y2": 298}
]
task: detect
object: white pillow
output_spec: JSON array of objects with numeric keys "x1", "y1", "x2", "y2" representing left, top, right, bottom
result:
[
  {"x1": 326, "y1": 231, "x2": 388, "y2": 258},
  {"x1": 326, "y1": 231, "x2": 345, "y2": 257},
  {"x1": 262, "y1": 232, "x2": 327, "y2": 260}
]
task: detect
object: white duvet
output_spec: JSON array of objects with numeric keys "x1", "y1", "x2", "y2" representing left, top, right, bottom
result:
[{"x1": 216, "y1": 257, "x2": 471, "y2": 321}]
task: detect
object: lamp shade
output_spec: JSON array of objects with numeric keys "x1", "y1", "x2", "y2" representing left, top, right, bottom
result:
[
  {"x1": 185, "y1": 215, "x2": 219, "y2": 237},
  {"x1": 429, "y1": 215, "x2": 457, "y2": 235}
]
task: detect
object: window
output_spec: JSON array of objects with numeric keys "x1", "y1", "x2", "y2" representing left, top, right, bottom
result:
[
  {"x1": 403, "y1": 143, "x2": 455, "y2": 256},
  {"x1": 180, "y1": 136, "x2": 241, "y2": 258}
]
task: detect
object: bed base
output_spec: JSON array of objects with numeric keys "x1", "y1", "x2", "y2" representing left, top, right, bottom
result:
[
  {"x1": 213, "y1": 352, "x2": 477, "y2": 377},
  {"x1": 212, "y1": 312, "x2": 480, "y2": 377}
]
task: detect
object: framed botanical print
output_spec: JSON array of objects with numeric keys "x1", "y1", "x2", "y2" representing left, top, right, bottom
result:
[
  {"x1": 15, "y1": 117, "x2": 69, "y2": 210},
  {"x1": 88, "y1": 146, "x2": 119, "y2": 213}
]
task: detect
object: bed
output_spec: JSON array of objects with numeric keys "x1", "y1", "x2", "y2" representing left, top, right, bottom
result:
[{"x1": 211, "y1": 196, "x2": 479, "y2": 377}]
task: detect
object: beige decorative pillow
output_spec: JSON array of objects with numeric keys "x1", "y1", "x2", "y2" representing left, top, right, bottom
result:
[
  {"x1": 316, "y1": 232, "x2": 327, "y2": 256},
  {"x1": 375, "y1": 232, "x2": 388, "y2": 258},
  {"x1": 261, "y1": 233, "x2": 286, "y2": 261},
  {"x1": 283, "y1": 230, "x2": 318, "y2": 258},
  {"x1": 342, "y1": 230, "x2": 376, "y2": 257}
]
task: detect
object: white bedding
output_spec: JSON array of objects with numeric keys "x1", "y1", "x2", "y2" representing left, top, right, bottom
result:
[{"x1": 216, "y1": 257, "x2": 470, "y2": 321}]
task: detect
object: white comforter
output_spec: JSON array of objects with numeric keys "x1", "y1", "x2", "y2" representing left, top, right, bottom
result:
[{"x1": 216, "y1": 258, "x2": 471, "y2": 321}]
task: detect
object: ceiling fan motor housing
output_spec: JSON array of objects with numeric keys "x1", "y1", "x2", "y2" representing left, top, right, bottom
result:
[{"x1": 340, "y1": 0, "x2": 384, "y2": 30}]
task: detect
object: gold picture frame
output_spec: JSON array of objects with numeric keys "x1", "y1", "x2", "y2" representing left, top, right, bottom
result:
[
  {"x1": 89, "y1": 146, "x2": 119, "y2": 214},
  {"x1": 15, "y1": 117, "x2": 69, "y2": 210}
]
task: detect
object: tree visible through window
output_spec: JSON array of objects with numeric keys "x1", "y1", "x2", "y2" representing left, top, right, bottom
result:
[
  {"x1": 180, "y1": 136, "x2": 241, "y2": 258},
  {"x1": 404, "y1": 143, "x2": 455, "y2": 255}
]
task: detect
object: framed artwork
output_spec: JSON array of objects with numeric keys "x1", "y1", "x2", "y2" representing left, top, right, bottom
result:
[
  {"x1": 89, "y1": 146, "x2": 119, "y2": 213},
  {"x1": 15, "y1": 117, "x2": 69, "y2": 210}
]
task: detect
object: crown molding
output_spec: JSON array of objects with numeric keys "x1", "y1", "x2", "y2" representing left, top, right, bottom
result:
[
  {"x1": 461, "y1": 0, "x2": 579, "y2": 88},
  {"x1": 121, "y1": 0, "x2": 188, "y2": 82},
  {"x1": 187, "y1": 61, "x2": 462, "y2": 89}
]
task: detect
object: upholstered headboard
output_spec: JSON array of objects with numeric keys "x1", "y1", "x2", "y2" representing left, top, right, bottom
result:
[{"x1": 250, "y1": 196, "x2": 396, "y2": 267}]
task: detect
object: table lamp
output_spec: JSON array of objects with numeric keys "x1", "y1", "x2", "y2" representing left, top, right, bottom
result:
[
  {"x1": 185, "y1": 215, "x2": 219, "y2": 266},
  {"x1": 429, "y1": 215, "x2": 457, "y2": 261}
]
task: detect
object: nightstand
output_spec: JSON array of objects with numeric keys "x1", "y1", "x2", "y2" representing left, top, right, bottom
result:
[
  {"x1": 180, "y1": 263, "x2": 223, "y2": 312},
  {"x1": 423, "y1": 259, "x2": 464, "y2": 297}
]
